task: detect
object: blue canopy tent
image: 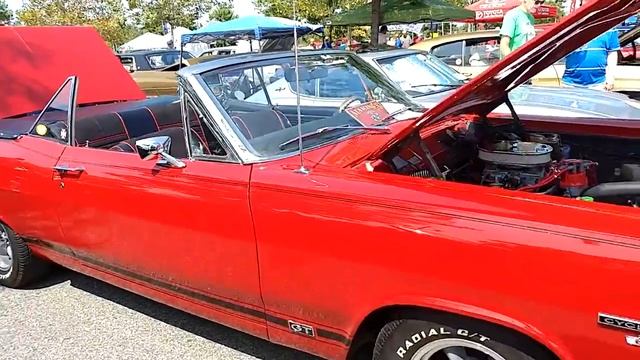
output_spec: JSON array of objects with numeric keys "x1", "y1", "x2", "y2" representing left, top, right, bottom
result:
[{"x1": 181, "y1": 15, "x2": 324, "y2": 45}]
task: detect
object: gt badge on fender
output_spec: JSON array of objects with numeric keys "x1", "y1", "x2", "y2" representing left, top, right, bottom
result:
[{"x1": 288, "y1": 320, "x2": 315, "y2": 338}]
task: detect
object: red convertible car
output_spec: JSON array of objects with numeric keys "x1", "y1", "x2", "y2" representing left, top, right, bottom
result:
[{"x1": 2, "y1": 1, "x2": 640, "y2": 360}]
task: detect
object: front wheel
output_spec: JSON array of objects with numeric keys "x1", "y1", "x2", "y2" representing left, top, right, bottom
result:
[
  {"x1": 0, "y1": 223, "x2": 46, "y2": 288},
  {"x1": 373, "y1": 318, "x2": 547, "y2": 360}
]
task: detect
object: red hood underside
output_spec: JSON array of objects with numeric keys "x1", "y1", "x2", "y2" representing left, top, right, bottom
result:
[{"x1": 0, "y1": 26, "x2": 145, "y2": 119}]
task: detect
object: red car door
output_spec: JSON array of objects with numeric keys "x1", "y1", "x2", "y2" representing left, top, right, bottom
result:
[
  {"x1": 51, "y1": 101, "x2": 264, "y2": 331},
  {"x1": 0, "y1": 136, "x2": 66, "y2": 244},
  {"x1": 0, "y1": 77, "x2": 78, "y2": 246}
]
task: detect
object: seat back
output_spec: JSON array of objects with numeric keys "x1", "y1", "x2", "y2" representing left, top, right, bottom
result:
[
  {"x1": 230, "y1": 109, "x2": 290, "y2": 139},
  {"x1": 74, "y1": 97, "x2": 208, "y2": 149}
]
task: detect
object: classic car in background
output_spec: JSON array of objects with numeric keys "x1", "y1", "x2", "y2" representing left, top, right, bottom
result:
[
  {"x1": 3, "y1": 1, "x2": 640, "y2": 360},
  {"x1": 411, "y1": 24, "x2": 640, "y2": 97},
  {"x1": 128, "y1": 52, "x2": 237, "y2": 96},
  {"x1": 359, "y1": 48, "x2": 640, "y2": 118},
  {"x1": 237, "y1": 47, "x2": 640, "y2": 118},
  {"x1": 117, "y1": 49, "x2": 195, "y2": 72}
]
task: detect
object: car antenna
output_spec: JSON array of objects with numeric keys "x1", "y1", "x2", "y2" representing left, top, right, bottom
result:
[{"x1": 292, "y1": 0, "x2": 309, "y2": 175}]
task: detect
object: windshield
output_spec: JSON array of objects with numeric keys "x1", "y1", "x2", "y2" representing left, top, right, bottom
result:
[
  {"x1": 198, "y1": 53, "x2": 422, "y2": 158},
  {"x1": 375, "y1": 52, "x2": 465, "y2": 97},
  {"x1": 147, "y1": 52, "x2": 192, "y2": 69}
]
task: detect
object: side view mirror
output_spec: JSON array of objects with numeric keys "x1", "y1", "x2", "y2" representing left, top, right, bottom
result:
[{"x1": 135, "y1": 136, "x2": 186, "y2": 168}]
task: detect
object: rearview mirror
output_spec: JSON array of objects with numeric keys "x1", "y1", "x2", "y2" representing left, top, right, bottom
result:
[{"x1": 135, "y1": 136, "x2": 186, "y2": 168}]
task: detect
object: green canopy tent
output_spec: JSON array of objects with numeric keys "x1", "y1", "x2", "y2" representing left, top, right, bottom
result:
[{"x1": 326, "y1": 0, "x2": 474, "y2": 26}]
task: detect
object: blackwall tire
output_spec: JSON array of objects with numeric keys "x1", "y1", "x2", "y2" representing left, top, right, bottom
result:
[
  {"x1": 372, "y1": 318, "x2": 550, "y2": 360},
  {"x1": 0, "y1": 223, "x2": 46, "y2": 288}
]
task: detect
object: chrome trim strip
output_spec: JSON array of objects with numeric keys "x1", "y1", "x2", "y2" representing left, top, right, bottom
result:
[
  {"x1": 179, "y1": 87, "x2": 192, "y2": 160},
  {"x1": 68, "y1": 77, "x2": 78, "y2": 146}
]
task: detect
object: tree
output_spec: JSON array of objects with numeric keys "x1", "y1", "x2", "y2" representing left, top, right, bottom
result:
[
  {"x1": 129, "y1": 0, "x2": 220, "y2": 33},
  {"x1": 17, "y1": 0, "x2": 138, "y2": 47},
  {"x1": 254, "y1": 0, "x2": 366, "y2": 25},
  {"x1": 0, "y1": 0, "x2": 11, "y2": 24},
  {"x1": 210, "y1": 1, "x2": 237, "y2": 22},
  {"x1": 370, "y1": 0, "x2": 380, "y2": 47}
]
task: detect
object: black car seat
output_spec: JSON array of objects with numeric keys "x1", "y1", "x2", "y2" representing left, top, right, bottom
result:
[
  {"x1": 74, "y1": 103, "x2": 174, "y2": 148},
  {"x1": 229, "y1": 108, "x2": 291, "y2": 140}
]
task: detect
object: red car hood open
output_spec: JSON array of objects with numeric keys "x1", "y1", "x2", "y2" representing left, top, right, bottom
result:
[
  {"x1": 0, "y1": 26, "x2": 145, "y2": 119},
  {"x1": 368, "y1": 0, "x2": 640, "y2": 160}
]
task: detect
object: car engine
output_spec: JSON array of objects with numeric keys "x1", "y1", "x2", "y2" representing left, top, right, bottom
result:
[
  {"x1": 475, "y1": 132, "x2": 599, "y2": 197},
  {"x1": 382, "y1": 120, "x2": 640, "y2": 206},
  {"x1": 478, "y1": 140, "x2": 554, "y2": 189}
]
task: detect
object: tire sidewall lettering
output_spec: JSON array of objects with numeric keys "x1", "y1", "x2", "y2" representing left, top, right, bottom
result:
[
  {"x1": 0, "y1": 268, "x2": 10, "y2": 280},
  {"x1": 396, "y1": 327, "x2": 490, "y2": 359}
]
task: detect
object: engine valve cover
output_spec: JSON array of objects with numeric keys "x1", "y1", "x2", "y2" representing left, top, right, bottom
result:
[{"x1": 479, "y1": 141, "x2": 553, "y2": 167}]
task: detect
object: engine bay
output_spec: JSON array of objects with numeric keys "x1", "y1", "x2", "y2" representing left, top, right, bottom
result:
[{"x1": 380, "y1": 119, "x2": 640, "y2": 207}]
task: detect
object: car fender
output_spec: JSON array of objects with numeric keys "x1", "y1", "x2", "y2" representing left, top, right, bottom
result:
[{"x1": 350, "y1": 294, "x2": 572, "y2": 360}]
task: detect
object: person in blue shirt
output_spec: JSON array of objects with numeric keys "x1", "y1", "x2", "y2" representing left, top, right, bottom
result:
[
  {"x1": 321, "y1": 37, "x2": 332, "y2": 49},
  {"x1": 561, "y1": 29, "x2": 620, "y2": 90}
]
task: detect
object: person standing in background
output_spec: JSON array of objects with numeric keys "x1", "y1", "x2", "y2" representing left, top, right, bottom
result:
[
  {"x1": 400, "y1": 31, "x2": 412, "y2": 48},
  {"x1": 561, "y1": 1, "x2": 620, "y2": 90},
  {"x1": 395, "y1": 35, "x2": 402, "y2": 48},
  {"x1": 321, "y1": 36, "x2": 332, "y2": 49},
  {"x1": 378, "y1": 25, "x2": 388, "y2": 46},
  {"x1": 499, "y1": 0, "x2": 542, "y2": 58}
]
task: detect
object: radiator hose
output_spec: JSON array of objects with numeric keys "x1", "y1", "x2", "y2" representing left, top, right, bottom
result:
[{"x1": 581, "y1": 182, "x2": 640, "y2": 199}]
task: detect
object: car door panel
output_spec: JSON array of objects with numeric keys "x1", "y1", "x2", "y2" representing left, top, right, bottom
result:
[
  {"x1": 52, "y1": 146, "x2": 264, "y2": 313},
  {"x1": 0, "y1": 136, "x2": 66, "y2": 244}
]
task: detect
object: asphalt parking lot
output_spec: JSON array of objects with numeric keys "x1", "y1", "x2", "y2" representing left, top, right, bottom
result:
[{"x1": 0, "y1": 267, "x2": 321, "y2": 360}]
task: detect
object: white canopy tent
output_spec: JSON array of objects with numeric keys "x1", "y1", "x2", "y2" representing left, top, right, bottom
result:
[
  {"x1": 165, "y1": 26, "x2": 209, "y2": 56},
  {"x1": 118, "y1": 32, "x2": 168, "y2": 52}
]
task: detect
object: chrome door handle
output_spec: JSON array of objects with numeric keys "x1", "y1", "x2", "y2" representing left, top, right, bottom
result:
[{"x1": 53, "y1": 165, "x2": 85, "y2": 173}]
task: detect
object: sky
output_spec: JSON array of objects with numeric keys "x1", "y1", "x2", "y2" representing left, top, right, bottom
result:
[
  {"x1": 5, "y1": 0, "x2": 259, "y2": 18},
  {"x1": 6, "y1": 0, "x2": 21, "y2": 11}
]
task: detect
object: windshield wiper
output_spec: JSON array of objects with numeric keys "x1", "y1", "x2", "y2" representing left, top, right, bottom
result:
[
  {"x1": 279, "y1": 125, "x2": 391, "y2": 150},
  {"x1": 379, "y1": 105, "x2": 422, "y2": 124}
]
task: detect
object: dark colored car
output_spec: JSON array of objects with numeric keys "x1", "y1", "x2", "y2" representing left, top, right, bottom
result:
[{"x1": 117, "y1": 49, "x2": 195, "y2": 71}]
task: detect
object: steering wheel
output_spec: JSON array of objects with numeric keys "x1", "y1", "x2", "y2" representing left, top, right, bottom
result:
[
  {"x1": 211, "y1": 83, "x2": 233, "y2": 103},
  {"x1": 338, "y1": 96, "x2": 366, "y2": 112}
]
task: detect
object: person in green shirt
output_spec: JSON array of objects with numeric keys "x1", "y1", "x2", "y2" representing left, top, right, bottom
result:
[{"x1": 499, "y1": 0, "x2": 544, "y2": 58}]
